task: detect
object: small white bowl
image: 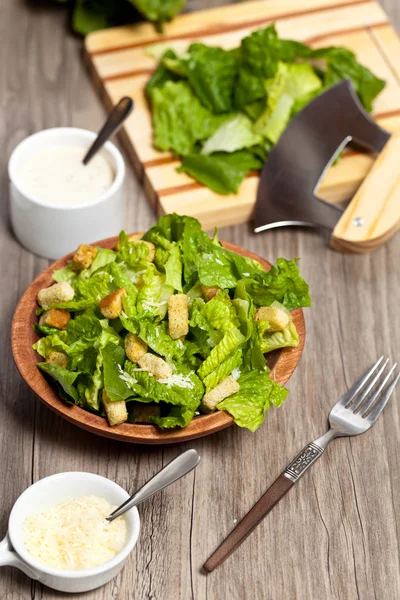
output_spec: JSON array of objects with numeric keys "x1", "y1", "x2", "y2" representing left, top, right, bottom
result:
[
  {"x1": 8, "y1": 128, "x2": 125, "y2": 260},
  {"x1": 0, "y1": 472, "x2": 140, "y2": 593}
]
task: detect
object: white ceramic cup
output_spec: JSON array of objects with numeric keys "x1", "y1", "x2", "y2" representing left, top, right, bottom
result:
[
  {"x1": 8, "y1": 128, "x2": 125, "y2": 260},
  {"x1": 0, "y1": 472, "x2": 140, "y2": 593}
]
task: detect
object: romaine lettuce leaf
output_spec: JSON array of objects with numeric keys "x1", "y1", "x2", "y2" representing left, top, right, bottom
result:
[
  {"x1": 201, "y1": 290, "x2": 239, "y2": 332},
  {"x1": 151, "y1": 81, "x2": 226, "y2": 155},
  {"x1": 258, "y1": 319, "x2": 299, "y2": 353},
  {"x1": 203, "y1": 348, "x2": 242, "y2": 393},
  {"x1": 177, "y1": 150, "x2": 263, "y2": 195},
  {"x1": 52, "y1": 265, "x2": 77, "y2": 283},
  {"x1": 132, "y1": 0, "x2": 186, "y2": 30},
  {"x1": 146, "y1": 49, "x2": 183, "y2": 99},
  {"x1": 138, "y1": 321, "x2": 186, "y2": 362},
  {"x1": 124, "y1": 361, "x2": 203, "y2": 414},
  {"x1": 37, "y1": 362, "x2": 80, "y2": 403},
  {"x1": 233, "y1": 284, "x2": 266, "y2": 372},
  {"x1": 243, "y1": 258, "x2": 311, "y2": 310},
  {"x1": 184, "y1": 43, "x2": 237, "y2": 114},
  {"x1": 197, "y1": 328, "x2": 245, "y2": 380},
  {"x1": 102, "y1": 343, "x2": 134, "y2": 402},
  {"x1": 217, "y1": 369, "x2": 288, "y2": 431},
  {"x1": 253, "y1": 62, "x2": 322, "y2": 143},
  {"x1": 201, "y1": 113, "x2": 263, "y2": 155},
  {"x1": 85, "y1": 248, "x2": 117, "y2": 276},
  {"x1": 137, "y1": 265, "x2": 173, "y2": 320},
  {"x1": 164, "y1": 243, "x2": 183, "y2": 292}
]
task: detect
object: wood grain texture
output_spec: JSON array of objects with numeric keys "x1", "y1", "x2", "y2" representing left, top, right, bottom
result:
[
  {"x1": 0, "y1": 1, "x2": 399, "y2": 599},
  {"x1": 11, "y1": 237, "x2": 305, "y2": 444},
  {"x1": 331, "y1": 127, "x2": 400, "y2": 252},
  {"x1": 84, "y1": 0, "x2": 400, "y2": 230}
]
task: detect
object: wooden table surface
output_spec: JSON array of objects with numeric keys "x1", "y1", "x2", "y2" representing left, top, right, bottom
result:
[{"x1": 1, "y1": 1, "x2": 399, "y2": 599}]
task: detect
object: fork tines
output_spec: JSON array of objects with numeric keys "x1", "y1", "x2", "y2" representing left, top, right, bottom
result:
[{"x1": 341, "y1": 356, "x2": 399, "y2": 422}]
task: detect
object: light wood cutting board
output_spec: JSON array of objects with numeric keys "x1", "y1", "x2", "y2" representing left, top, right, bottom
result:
[{"x1": 85, "y1": 0, "x2": 400, "y2": 230}]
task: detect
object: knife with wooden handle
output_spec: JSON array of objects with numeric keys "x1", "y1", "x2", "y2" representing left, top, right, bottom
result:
[
  {"x1": 253, "y1": 80, "x2": 400, "y2": 253},
  {"x1": 331, "y1": 127, "x2": 400, "y2": 252}
]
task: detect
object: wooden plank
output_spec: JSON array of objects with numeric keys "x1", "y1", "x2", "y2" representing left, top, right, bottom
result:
[{"x1": 85, "y1": 0, "x2": 400, "y2": 230}]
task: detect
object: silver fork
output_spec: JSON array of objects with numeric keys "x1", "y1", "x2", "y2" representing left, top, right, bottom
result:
[{"x1": 204, "y1": 357, "x2": 399, "y2": 572}]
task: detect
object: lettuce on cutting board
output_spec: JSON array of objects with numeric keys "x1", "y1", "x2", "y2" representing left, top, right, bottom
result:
[{"x1": 147, "y1": 24, "x2": 386, "y2": 194}]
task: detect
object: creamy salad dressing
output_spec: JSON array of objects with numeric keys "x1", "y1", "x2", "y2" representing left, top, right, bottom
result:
[{"x1": 18, "y1": 146, "x2": 115, "y2": 205}]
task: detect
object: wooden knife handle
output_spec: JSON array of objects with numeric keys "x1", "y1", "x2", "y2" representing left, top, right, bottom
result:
[
  {"x1": 203, "y1": 474, "x2": 293, "y2": 572},
  {"x1": 331, "y1": 128, "x2": 400, "y2": 253}
]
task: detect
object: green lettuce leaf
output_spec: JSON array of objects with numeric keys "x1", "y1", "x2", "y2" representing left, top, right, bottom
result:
[
  {"x1": 310, "y1": 46, "x2": 386, "y2": 112},
  {"x1": 197, "y1": 328, "x2": 245, "y2": 380},
  {"x1": 138, "y1": 321, "x2": 186, "y2": 362},
  {"x1": 123, "y1": 362, "x2": 203, "y2": 428},
  {"x1": 177, "y1": 150, "x2": 263, "y2": 195},
  {"x1": 243, "y1": 258, "x2": 311, "y2": 310},
  {"x1": 164, "y1": 243, "x2": 183, "y2": 292},
  {"x1": 217, "y1": 369, "x2": 288, "y2": 431},
  {"x1": 201, "y1": 290, "x2": 239, "y2": 332},
  {"x1": 258, "y1": 319, "x2": 299, "y2": 353},
  {"x1": 37, "y1": 362, "x2": 80, "y2": 403},
  {"x1": 233, "y1": 284, "x2": 266, "y2": 371},
  {"x1": 203, "y1": 348, "x2": 242, "y2": 393},
  {"x1": 137, "y1": 265, "x2": 173, "y2": 320},
  {"x1": 253, "y1": 62, "x2": 322, "y2": 143},
  {"x1": 132, "y1": 0, "x2": 186, "y2": 30},
  {"x1": 151, "y1": 81, "x2": 226, "y2": 155},
  {"x1": 146, "y1": 49, "x2": 183, "y2": 99},
  {"x1": 85, "y1": 248, "x2": 117, "y2": 276},
  {"x1": 184, "y1": 43, "x2": 237, "y2": 114},
  {"x1": 201, "y1": 113, "x2": 263, "y2": 155},
  {"x1": 52, "y1": 265, "x2": 77, "y2": 283},
  {"x1": 102, "y1": 343, "x2": 134, "y2": 401}
]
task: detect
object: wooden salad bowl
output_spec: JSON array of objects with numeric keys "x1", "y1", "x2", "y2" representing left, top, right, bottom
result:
[{"x1": 11, "y1": 236, "x2": 305, "y2": 444}]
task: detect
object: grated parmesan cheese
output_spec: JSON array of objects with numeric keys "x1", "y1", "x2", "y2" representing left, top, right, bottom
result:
[
  {"x1": 231, "y1": 367, "x2": 241, "y2": 381},
  {"x1": 118, "y1": 364, "x2": 137, "y2": 385},
  {"x1": 215, "y1": 258, "x2": 224, "y2": 266},
  {"x1": 158, "y1": 372, "x2": 195, "y2": 389},
  {"x1": 24, "y1": 495, "x2": 126, "y2": 571}
]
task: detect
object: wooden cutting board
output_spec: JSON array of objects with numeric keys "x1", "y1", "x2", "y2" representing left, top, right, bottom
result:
[{"x1": 85, "y1": 0, "x2": 400, "y2": 230}]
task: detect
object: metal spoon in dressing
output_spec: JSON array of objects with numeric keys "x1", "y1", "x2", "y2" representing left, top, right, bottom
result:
[
  {"x1": 83, "y1": 96, "x2": 134, "y2": 165},
  {"x1": 106, "y1": 449, "x2": 200, "y2": 522}
]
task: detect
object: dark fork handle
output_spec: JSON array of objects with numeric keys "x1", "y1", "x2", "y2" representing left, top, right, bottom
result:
[
  {"x1": 203, "y1": 474, "x2": 293, "y2": 572},
  {"x1": 203, "y1": 442, "x2": 325, "y2": 572}
]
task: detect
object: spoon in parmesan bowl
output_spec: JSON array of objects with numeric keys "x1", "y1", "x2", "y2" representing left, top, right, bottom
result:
[
  {"x1": 1, "y1": 452, "x2": 200, "y2": 593},
  {"x1": 107, "y1": 449, "x2": 201, "y2": 521}
]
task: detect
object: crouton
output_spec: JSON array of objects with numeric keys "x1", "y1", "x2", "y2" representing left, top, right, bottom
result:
[
  {"x1": 102, "y1": 390, "x2": 128, "y2": 427},
  {"x1": 168, "y1": 294, "x2": 189, "y2": 340},
  {"x1": 125, "y1": 333, "x2": 147, "y2": 364},
  {"x1": 201, "y1": 285, "x2": 220, "y2": 301},
  {"x1": 99, "y1": 287, "x2": 126, "y2": 319},
  {"x1": 39, "y1": 308, "x2": 70, "y2": 330},
  {"x1": 37, "y1": 282, "x2": 74, "y2": 309},
  {"x1": 131, "y1": 402, "x2": 161, "y2": 424},
  {"x1": 115, "y1": 233, "x2": 143, "y2": 250},
  {"x1": 138, "y1": 353, "x2": 173, "y2": 380},
  {"x1": 46, "y1": 351, "x2": 68, "y2": 368},
  {"x1": 254, "y1": 306, "x2": 290, "y2": 332},
  {"x1": 201, "y1": 376, "x2": 240, "y2": 413},
  {"x1": 71, "y1": 244, "x2": 98, "y2": 272}
]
